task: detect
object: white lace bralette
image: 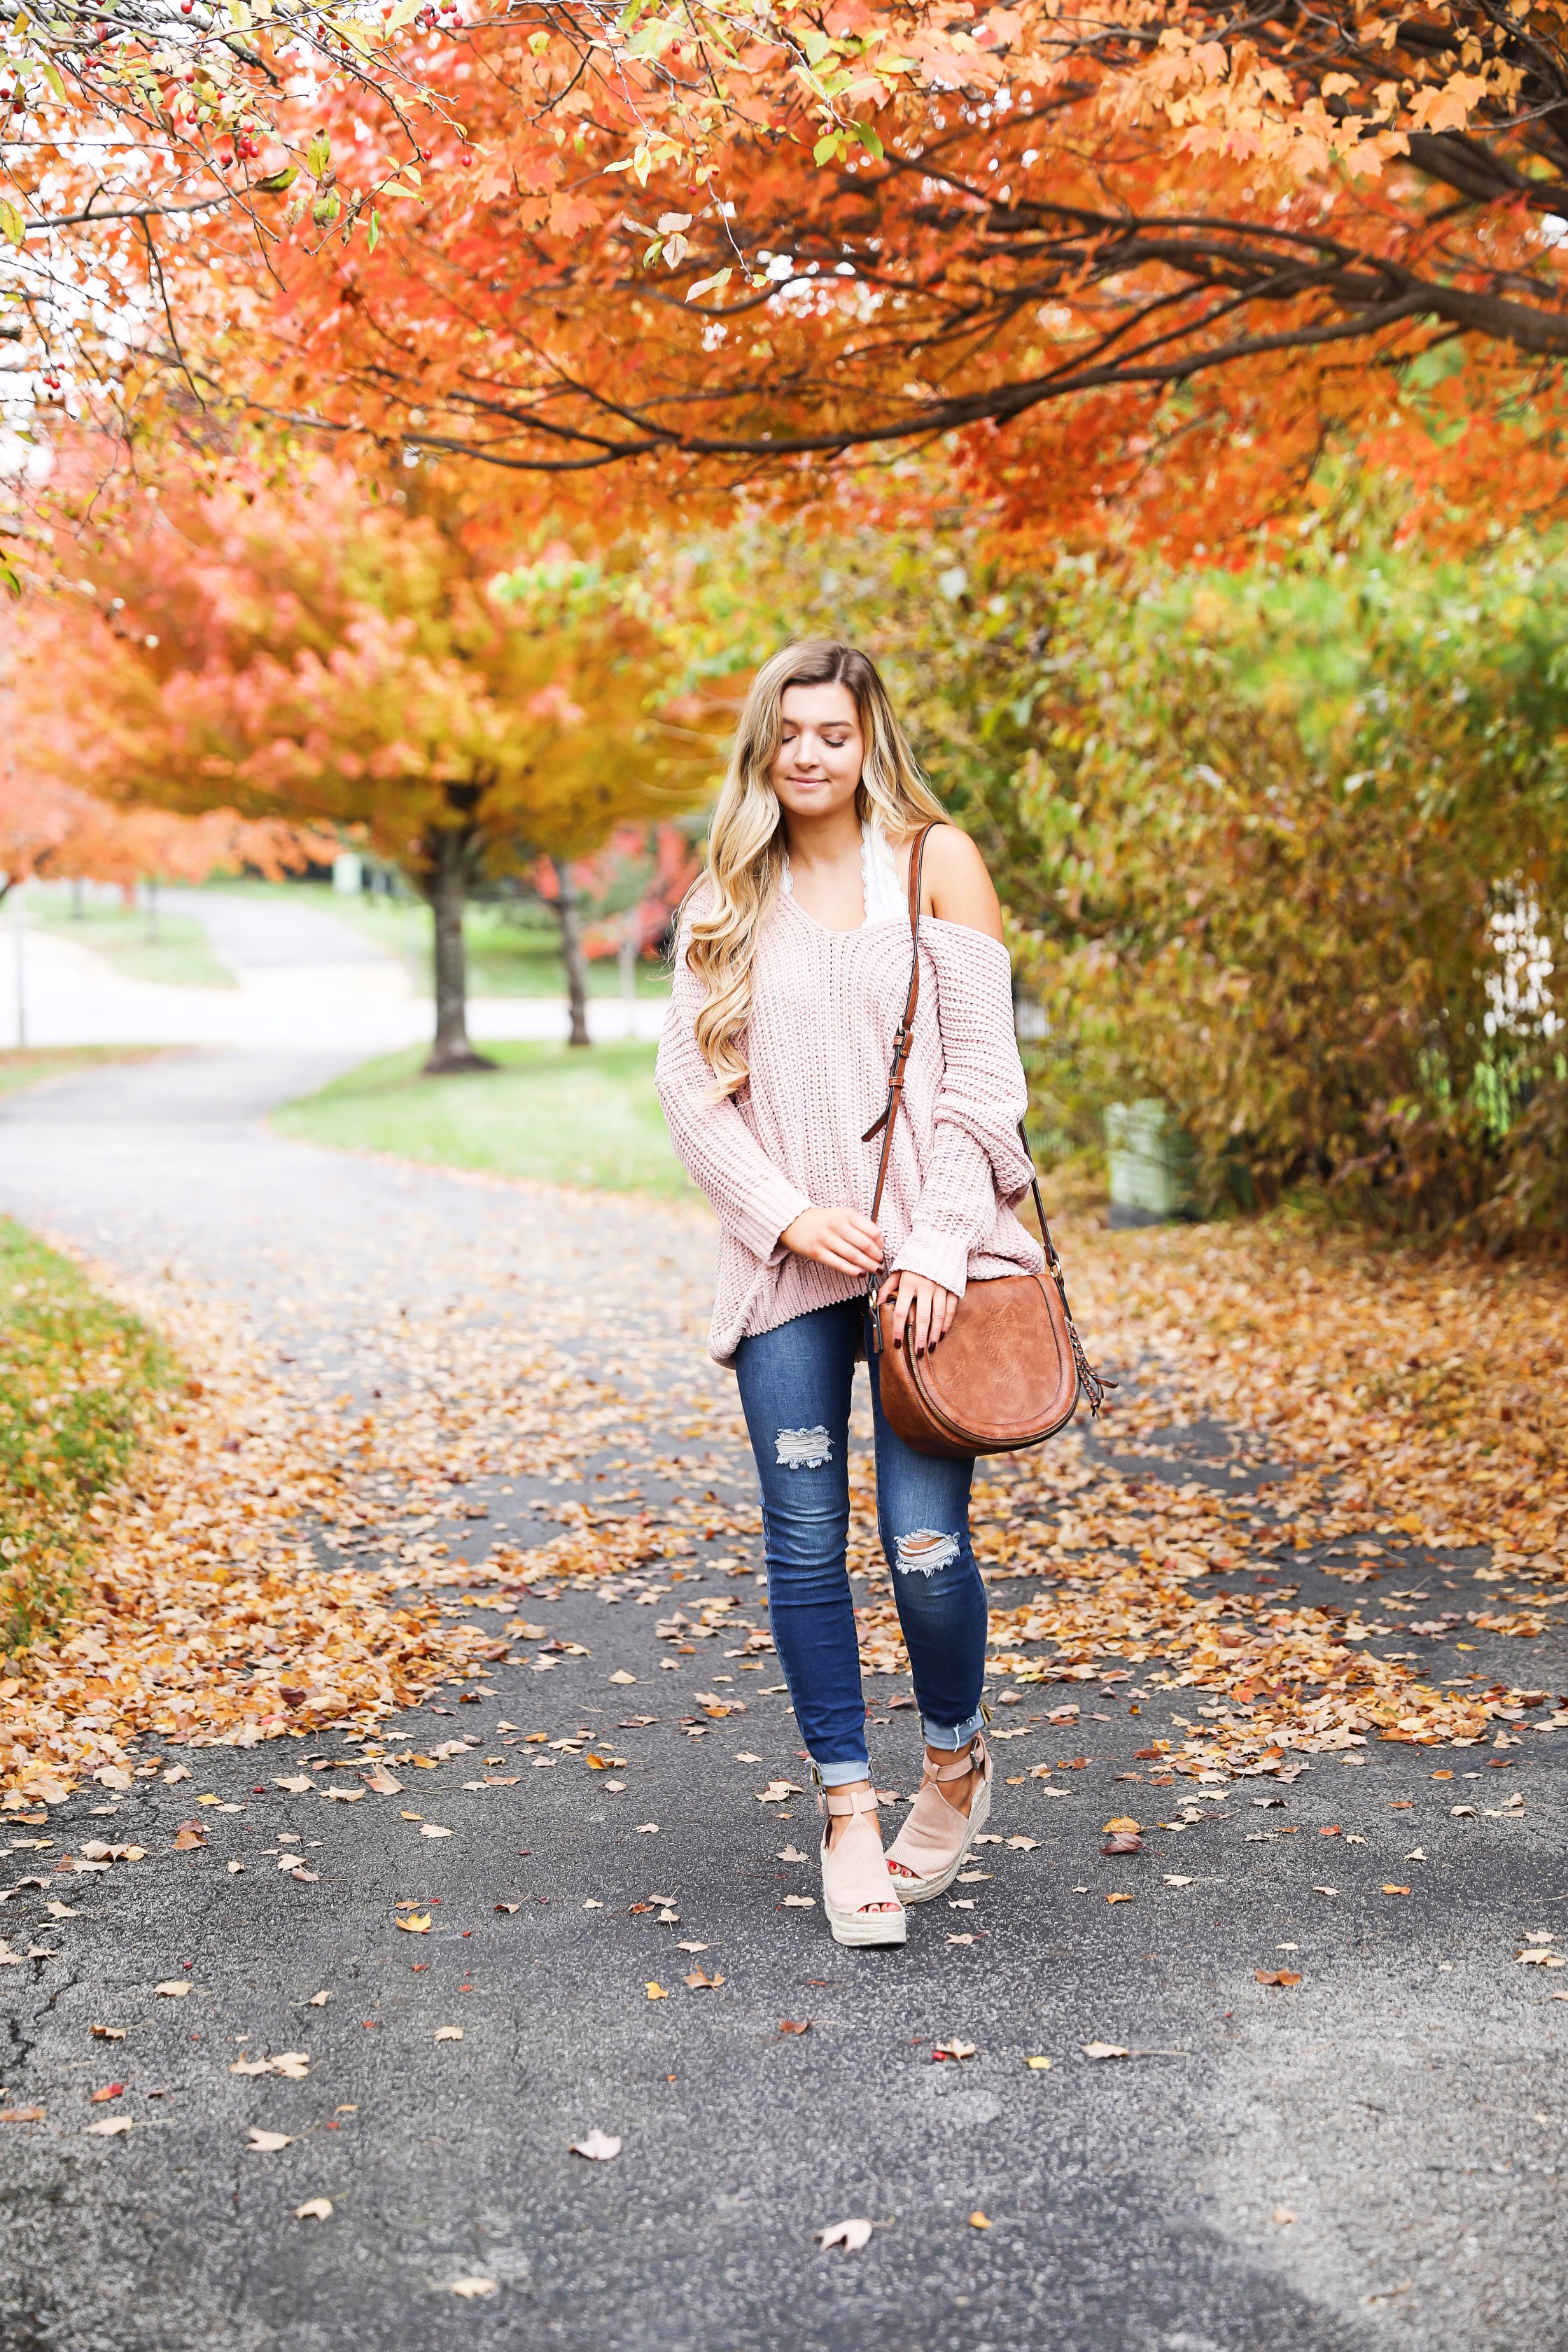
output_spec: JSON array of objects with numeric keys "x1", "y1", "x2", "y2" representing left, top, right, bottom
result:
[{"x1": 780, "y1": 816, "x2": 905, "y2": 928}]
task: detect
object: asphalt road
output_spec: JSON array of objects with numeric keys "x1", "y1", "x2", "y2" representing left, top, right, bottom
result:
[{"x1": 1, "y1": 1052, "x2": 1564, "y2": 2352}]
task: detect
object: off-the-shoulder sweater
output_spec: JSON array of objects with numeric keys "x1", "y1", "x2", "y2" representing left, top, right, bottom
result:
[{"x1": 654, "y1": 869, "x2": 1044, "y2": 1367}]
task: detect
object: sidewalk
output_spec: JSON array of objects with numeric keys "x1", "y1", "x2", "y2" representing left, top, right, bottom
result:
[
  {"x1": 0, "y1": 1051, "x2": 1562, "y2": 2352},
  {"x1": 0, "y1": 889, "x2": 668, "y2": 1053}
]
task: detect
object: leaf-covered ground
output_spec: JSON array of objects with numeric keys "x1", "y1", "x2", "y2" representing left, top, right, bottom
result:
[{"x1": 4, "y1": 1207, "x2": 1562, "y2": 1802}]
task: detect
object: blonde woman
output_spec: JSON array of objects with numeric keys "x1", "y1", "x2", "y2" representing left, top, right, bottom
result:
[{"x1": 655, "y1": 642, "x2": 1044, "y2": 1947}]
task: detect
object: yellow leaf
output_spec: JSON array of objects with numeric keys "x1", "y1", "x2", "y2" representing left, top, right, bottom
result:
[
  {"x1": 394, "y1": 1912, "x2": 431, "y2": 1933},
  {"x1": 969, "y1": 2210, "x2": 991, "y2": 2230},
  {"x1": 1106, "y1": 1891, "x2": 1134, "y2": 1904},
  {"x1": 645, "y1": 1980, "x2": 668, "y2": 2000}
]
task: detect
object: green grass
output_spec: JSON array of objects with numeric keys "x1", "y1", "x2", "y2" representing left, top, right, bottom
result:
[
  {"x1": 0, "y1": 1218, "x2": 175, "y2": 1653},
  {"x1": 192, "y1": 879, "x2": 672, "y2": 998},
  {"x1": 272, "y1": 1040, "x2": 696, "y2": 1198},
  {"x1": 30, "y1": 900, "x2": 237, "y2": 990},
  {"x1": 0, "y1": 1046, "x2": 165, "y2": 1098}
]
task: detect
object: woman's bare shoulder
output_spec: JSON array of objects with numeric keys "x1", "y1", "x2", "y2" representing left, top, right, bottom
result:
[{"x1": 917, "y1": 823, "x2": 1003, "y2": 941}]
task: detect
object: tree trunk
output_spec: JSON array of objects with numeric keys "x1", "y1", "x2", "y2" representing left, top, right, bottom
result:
[
  {"x1": 553, "y1": 857, "x2": 591, "y2": 1049},
  {"x1": 619, "y1": 910, "x2": 639, "y2": 1040},
  {"x1": 420, "y1": 825, "x2": 496, "y2": 1075}
]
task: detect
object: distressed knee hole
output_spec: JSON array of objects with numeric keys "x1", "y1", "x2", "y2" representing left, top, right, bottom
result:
[
  {"x1": 774, "y1": 1424, "x2": 832, "y2": 1471},
  {"x1": 894, "y1": 1528, "x2": 960, "y2": 1576}
]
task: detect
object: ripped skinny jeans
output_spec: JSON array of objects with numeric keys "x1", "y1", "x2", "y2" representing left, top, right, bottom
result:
[{"x1": 733, "y1": 1298, "x2": 986, "y2": 1788}]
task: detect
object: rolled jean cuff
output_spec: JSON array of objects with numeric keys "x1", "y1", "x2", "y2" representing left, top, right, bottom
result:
[
  {"x1": 816, "y1": 1756, "x2": 872, "y2": 1788},
  {"x1": 921, "y1": 1706, "x2": 986, "y2": 1751}
]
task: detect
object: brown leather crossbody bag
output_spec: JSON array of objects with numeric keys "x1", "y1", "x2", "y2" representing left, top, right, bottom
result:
[{"x1": 865, "y1": 822, "x2": 1112, "y2": 1460}]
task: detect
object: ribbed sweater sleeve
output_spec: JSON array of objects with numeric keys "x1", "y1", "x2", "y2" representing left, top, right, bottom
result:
[
  {"x1": 888, "y1": 923, "x2": 1036, "y2": 1298},
  {"x1": 655, "y1": 920, "x2": 814, "y2": 1266}
]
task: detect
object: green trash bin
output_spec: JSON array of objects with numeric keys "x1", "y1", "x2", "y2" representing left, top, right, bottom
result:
[{"x1": 1105, "y1": 1100, "x2": 1196, "y2": 1228}]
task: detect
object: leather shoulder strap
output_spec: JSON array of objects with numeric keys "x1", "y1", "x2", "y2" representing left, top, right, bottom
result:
[{"x1": 862, "y1": 822, "x2": 939, "y2": 1225}]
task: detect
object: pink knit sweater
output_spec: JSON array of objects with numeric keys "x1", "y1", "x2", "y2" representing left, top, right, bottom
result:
[{"x1": 656, "y1": 880, "x2": 1044, "y2": 1365}]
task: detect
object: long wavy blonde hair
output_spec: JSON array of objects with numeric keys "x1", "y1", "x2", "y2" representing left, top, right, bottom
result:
[{"x1": 685, "y1": 640, "x2": 946, "y2": 1096}]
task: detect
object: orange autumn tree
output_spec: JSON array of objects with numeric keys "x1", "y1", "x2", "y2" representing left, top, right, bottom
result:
[
  {"x1": 0, "y1": 766, "x2": 319, "y2": 902},
  {"x1": 13, "y1": 458, "x2": 721, "y2": 1068},
  {"x1": 172, "y1": 1, "x2": 1568, "y2": 562}
]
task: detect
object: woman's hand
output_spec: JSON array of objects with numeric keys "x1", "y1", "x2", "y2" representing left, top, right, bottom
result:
[
  {"x1": 877, "y1": 1269, "x2": 958, "y2": 1357},
  {"x1": 779, "y1": 1205, "x2": 884, "y2": 1278}
]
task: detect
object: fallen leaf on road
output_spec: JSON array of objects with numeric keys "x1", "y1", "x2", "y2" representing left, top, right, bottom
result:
[
  {"x1": 933, "y1": 2041, "x2": 976, "y2": 2061},
  {"x1": 90, "y1": 2083, "x2": 125, "y2": 2104},
  {"x1": 321, "y1": 1787, "x2": 364, "y2": 1804},
  {"x1": 44, "y1": 1902, "x2": 80, "y2": 1919},
  {"x1": 1, "y1": 2105, "x2": 46, "y2": 2122},
  {"x1": 736, "y1": 1752, "x2": 762, "y2": 1763},
  {"x1": 1256, "y1": 1970, "x2": 1303, "y2": 1987},
  {"x1": 782, "y1": 1894, "x2": 816, "y2": 1909},
  {"x1": 90, "y1": 2024, "x2": 125, "y2": 2040},
  {"x1": 273, "y1": 1777, "x2": 312, "y2": 1795},
  {"x1": 636, "y1": 1823, "x2": 659, "y2": 1834},
  {"x1": 1082, "y1": 2043, "x2": 1131, "y2": 2060},
  {"x1": 608, "y1": 1671, "x2": 637, "y2": 1686},
  {"x1": 447, "y1": 2278, "x2": 498, "y2": 2300},
  {"x1": 1273, "y1": 2206, "x2": 1296, "y2": 2226},
  {"x1": 173, "y1": 1829, "x2": 206, "y2": 1852},
  {"x1": 364, "y1": 1770, "x2": 402, "y2": 1795},
  {"x1": 1164, "y1": 1875, "x2": 1194, "y2": 1887},
  {"x1": 1314, "y1": 1886, "x2": 1339, "y2": 1896},
  {"x1": 246, "y1": 2128, "x2": 293, "y2": 2152},
  {"x1": 683, "y1": 1969, "x2": 724, "y2": 1989},
  {"x1": 1103, "y1": 1817, "x2": 1141, "y2": 1833},
  {"x1": 776, "y1": 1845, "x2": 808, "y2": 1863},
  {"x1": 755, "y1": 1782, "x2": 803, "y2": 1804},
  {"x1": 1451, "y1": 1805, "x2": 1477, "y2": 1818},
  {"x1": 1517, "y1": 1949, "x2": 1567, "y2": 1967},
  {"x1": 295, "y1": 2198, "x2": 333, "y2": 2221},
  {"x1": 306, "y1": 1990, "x2": 331, "y2": 2007},
  {"x1": 227, "y1": 1861, "x2": 244, "y2": 1875},
  {"x1": 434, "y1": 2026, "x2": 463, "y2": 2040},
  {"x1": 947, "y1": 1933, "x2": 975, "y2": 1945},
  {"x1": 816, "y1": 2218, "x2": 872, "y2": 2253},
  {"x1": 1007, "y1": 1837, "x2": 1040, "y2": 1851},
  {"x1": 969, "y1": 2211, "x2": 991, "y2": 2230},
  {"x1": 778, "y1": 2019, "x2": 811, "y2": 2036},
  {"x1": 419, "y1": 1824, "x2": 452, "y2": 1839},
  {"x1": 162, "y1": 1765, "x2": 190, "y2": 1785},
  {"x1": 1107, "y1": 1892, "x2": 1134, "y2": 1905},
  {"x1": 1025, "y1": 2056, "x2": 1052, "y2": 2071},
  {"x1": 496, "y1": 1903, "x2": 519, "y2": 1914},
  {"x1": 394, "y1": 1913, "x2": 432, "y2": 1934},
  {"x1": 645, "y1": 1982, "x2": 668, "y2": 2000},
  {"x1": 84, "y1": 2116, "x2": 133, "y2": 2137},
  {"x1": 1102, "y1": 1833, "x2": 1142, "y2": 1855},
  {"x1": 154, "y1": 1980, "x2": 190, "y2": 1998},
  {"x1": 676, "y1": 1939, "x2": 708, "y2": 1952},
  {"x1": 1382, "y1": 1885, "x2": 1411, "y2": 1897},
  {"x1": 570, "y1": 2129, "x2": 622, "y2": 2161}
]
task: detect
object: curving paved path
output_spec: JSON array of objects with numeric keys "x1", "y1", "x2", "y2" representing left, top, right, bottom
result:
[{"x1": 0, "y1": 1053, "x2": 1563, "y2": 2352}]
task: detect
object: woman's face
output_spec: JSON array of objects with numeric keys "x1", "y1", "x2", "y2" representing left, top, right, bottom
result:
[{"x1": 769, "y1": 681, "x2": 864, "y2": 823}]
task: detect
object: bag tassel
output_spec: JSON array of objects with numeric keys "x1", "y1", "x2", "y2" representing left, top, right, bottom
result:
[{"x1": 1068, "y1": 1322, "x2": 1115, "y2": 1418}]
